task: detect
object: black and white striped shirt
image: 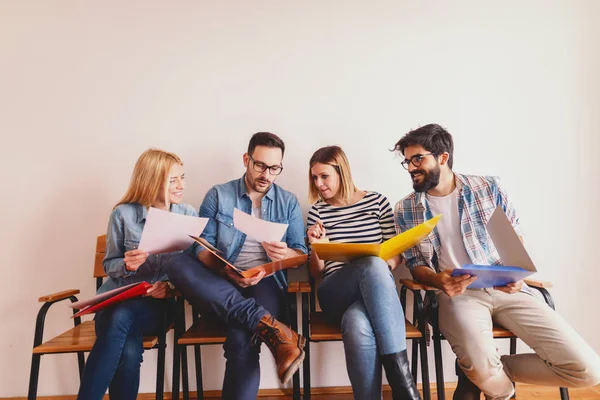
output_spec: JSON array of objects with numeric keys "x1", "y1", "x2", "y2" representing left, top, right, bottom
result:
[{"x1": 307, "y1": 191, "x2": 396, "y2": 278}]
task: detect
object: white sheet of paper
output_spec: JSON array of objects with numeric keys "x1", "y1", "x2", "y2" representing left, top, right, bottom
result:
[
  {"x1": 139, "y1": 207, "x2": 208, "y2": 254},
  {"x1": 233, "y1": 208, "x2": 288, "y2": 243}
]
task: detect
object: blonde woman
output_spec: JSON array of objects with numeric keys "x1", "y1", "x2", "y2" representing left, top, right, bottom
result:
[
  {"x1": 306, "y1": 146, "x2": 420, "y2": 400},
  {"x1": 77, "y1": 149, "x2": 197, "y2": 400}
]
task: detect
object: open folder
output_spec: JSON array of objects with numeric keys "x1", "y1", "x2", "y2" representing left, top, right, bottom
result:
[
  {"x1": 190, "y1": 235, "x2": 308, "y2": 278},
  {"x1": 69, "y1": 281, "x2": 153, "y2": 318},
  {"x1": 451, "y1": 206, "x2": 537, "y2": 288},
  {"x1": 311, "y1": 214, "x2": 442, "y2": 263}
]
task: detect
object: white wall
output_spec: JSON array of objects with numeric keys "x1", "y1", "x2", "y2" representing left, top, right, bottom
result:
[{"x1": 1, "y1": 0, "x2": 599, "y2": 396}]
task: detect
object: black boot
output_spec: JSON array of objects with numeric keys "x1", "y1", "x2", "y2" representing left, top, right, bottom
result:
[
  {"x1": 381, "y1": 350, "x2": 421, "y2": 400},
  {"x1": 453, "y1": 361, "x2": 481, "y2": 400}
]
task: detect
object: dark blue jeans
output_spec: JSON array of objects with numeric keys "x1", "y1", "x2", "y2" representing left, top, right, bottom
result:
[
  {"x1": 77, "y1": 296, "x2": 172, "y2": 400},
  {"x1": 167, "y1": 252, "x2": 284, "y2": 400}
]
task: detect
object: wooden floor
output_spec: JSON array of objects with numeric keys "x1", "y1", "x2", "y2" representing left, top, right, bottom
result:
[
  {"x1": 203, "y1": 384, "x2": 600, "y2": 400},
  {"x1": 7, "y1": 384, "x2": 600, "y2": 399}
]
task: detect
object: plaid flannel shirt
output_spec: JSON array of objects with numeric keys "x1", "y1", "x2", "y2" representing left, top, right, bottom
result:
[{"x1": 394, "y1": 173, "x2": 534, "y2": 296}]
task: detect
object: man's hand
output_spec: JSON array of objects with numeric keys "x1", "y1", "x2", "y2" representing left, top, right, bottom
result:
[
  {"x1": 262, "y1": 241, "x2": 294, "y2": 261},
  {"x1": 436, "y1": 269, "x2": 477, "y2": 297},
  {"x1": 224, "y1": 266, "x2": 266, "y2": 288},
  {"x1": 124, "y1": 249, "x2": 149, "y2": 272},
  {"x1": 494, "y1": 280, "x2": 523, "y2": 294},
  {"x1": 145, "y1": 281, "x2": 170, "y2": 298}
]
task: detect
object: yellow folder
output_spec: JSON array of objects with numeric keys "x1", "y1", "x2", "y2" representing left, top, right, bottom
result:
[{"x1": 311, "y1": 214, "x2": 441, "y2": 263}]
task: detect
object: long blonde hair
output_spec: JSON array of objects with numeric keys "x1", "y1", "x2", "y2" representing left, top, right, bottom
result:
[
  {"x1": 115, "y1": 148, "x2": 183, "y2": 209},
  {"x1": 308, "y1": 146, "x2": 357, "y2": 204}
]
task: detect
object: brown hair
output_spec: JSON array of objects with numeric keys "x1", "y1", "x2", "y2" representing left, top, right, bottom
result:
[{"x1": 308, "y1": 146, "x2": 357, "y2": 204}]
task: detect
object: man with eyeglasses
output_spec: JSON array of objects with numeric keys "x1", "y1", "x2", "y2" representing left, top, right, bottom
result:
[
  {"x1": 392, "y1": 124, "x2": 600, "y2": 400},
  {"x1": 167, "y1": 132, "x2": 308, "y2": 399}
]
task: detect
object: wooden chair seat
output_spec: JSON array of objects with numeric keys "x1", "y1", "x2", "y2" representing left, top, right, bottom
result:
[
  {"x1": 32, "y1": 321, "x2": 159, "y2": 354},
  {"x1": 492, "y1": 325, "x2": 514, "y2": 338},
  {"x1": 178, "y1": 318, "x2": 228, "y2": 345},
  {"x1": 309, "y1": 311, "x2": 422, "y2": 342}
]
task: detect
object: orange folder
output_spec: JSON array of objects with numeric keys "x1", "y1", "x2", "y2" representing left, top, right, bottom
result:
[{"x1": 190, "y1": 235, "x2": 308, "y2": 278}]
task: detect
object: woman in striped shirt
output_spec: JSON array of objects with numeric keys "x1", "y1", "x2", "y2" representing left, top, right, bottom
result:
[{"x1": 306, "y1": 146, "x2": 420, "y2": 400}]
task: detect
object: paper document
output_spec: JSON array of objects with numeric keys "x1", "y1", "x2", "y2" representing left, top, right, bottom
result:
[
  {"x1": 312, "y1": 214, "x2": 441, "y2": 263},
  {"x1": 456, "y1": 206, "x2": 538, "y2": 288},
  {"x1": 139, "y1": 207, "x2": 208, "y2": 254},
  {"x1": 233, "y1": 208, "x2": 288, "y2": 243},
  {"x1": 190, "y1": 235, "x2": 307, "y2": 278}
]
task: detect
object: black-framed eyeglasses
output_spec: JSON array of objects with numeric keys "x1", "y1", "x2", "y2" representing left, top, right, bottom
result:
[
  {"x1": 400, "y1": 153, "x2": 435, "y2": 170},
  {"x1": 248, "y1": 154, "x2": 283, "y2": 175}
]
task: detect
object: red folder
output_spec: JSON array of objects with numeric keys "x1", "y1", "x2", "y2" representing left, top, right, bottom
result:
[{"x1": 70, "y1": 281, "x2": 153, "y2": 318}]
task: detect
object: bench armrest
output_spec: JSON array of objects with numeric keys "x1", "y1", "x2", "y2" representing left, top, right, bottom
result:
[{"x1": 38, "y1": 289, "x2": 80, "y2": 303}]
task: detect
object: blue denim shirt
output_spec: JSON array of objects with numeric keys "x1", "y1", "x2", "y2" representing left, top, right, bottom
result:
[
  {"x1": 98, "y1": 202, "x2": 198, "y2": 294},
  {"x1": 194, "y1": 175, "x2": 308, "y2": 289}
]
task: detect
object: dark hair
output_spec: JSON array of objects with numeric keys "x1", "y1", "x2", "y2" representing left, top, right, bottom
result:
[
  {"x1": 393, "y1": 123, "x2": 454, "y2": 169},
  {"x1": 247, "y1": 132, "x2": 285, "y2": 157}
]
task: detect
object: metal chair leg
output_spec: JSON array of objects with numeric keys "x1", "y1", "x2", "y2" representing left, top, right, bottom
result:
[
  {"x1": 430, "y1": 300, "x2": 445, "y2": 400},
  {"x1": 155, "y1": 318, "x2": 167, "y2": 400},
  {"x1": 194, "y1": 345, "x2": 203, "y2": 400},
  {"x1": 27, "y1": 354, "x2": 41, "y2": 400},
  {"x1": 302, "y1": 292, "x2": 311, "y2": 400}
]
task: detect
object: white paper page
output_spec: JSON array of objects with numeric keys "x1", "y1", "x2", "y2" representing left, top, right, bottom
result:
[
  {"x1": 486, "y1": 206, "x2": 537, "y2": 272},
  {"x1": 233, "y1": 208, "x2": 288, "y2": 243},
  {"x1": 139, "y1": 207, "x2": 208, "y2": 254}
]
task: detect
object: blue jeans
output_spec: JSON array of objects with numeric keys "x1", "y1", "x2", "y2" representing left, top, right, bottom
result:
[
  {"x1": 318, "y1": 256, "x2": 407, "y2": 400},
  {"x1": 77, "y1": 296, "x2": 172, "y2": 400},
  {"x1": 167, "y1": 252, "x2": 283, "y2": 400}
]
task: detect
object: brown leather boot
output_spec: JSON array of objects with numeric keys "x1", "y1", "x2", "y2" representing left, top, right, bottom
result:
[{"x1": 256, "y1": 314, "x2": 306, "y2": 384}]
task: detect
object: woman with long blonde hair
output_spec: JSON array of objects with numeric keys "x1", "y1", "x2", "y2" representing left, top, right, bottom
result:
[
  {"x1": 77, "y1": 148, "x2": 197, "y2": 400},
  {"x1": 306, "y1": 146, "x2": 420, "y2": 400}
]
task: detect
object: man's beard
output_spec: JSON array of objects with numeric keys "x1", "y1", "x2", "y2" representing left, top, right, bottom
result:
[
  {"x1": 411, "y1": 165, "x2": 441, "y2": 192},
  {"x1": 249, "y1": 175, "x2": 272, "y2": 193}
]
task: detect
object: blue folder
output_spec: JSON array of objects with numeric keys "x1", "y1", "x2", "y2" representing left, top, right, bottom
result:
[{"x1": 451, "y1": 265, "x2": 534, "y2": 289}]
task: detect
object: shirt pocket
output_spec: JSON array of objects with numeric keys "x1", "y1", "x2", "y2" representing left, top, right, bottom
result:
[{"x1": 215, "y1": 212, "x2": 235, "y2": 248}]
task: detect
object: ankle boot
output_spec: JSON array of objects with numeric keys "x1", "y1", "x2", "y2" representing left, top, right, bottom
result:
[
  {"x1": 453, "y1": 361, "x2": 481, "y2": 400},
  {"x1": 256, "y1": 314, "x2": 305, "y2": 384},
  {"x1": 381, "y1": 350, "x2": 421, "y2": 400}
]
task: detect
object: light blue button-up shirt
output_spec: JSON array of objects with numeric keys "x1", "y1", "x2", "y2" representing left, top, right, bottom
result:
[{"x1": 194, "y1": 175, "x2": 308, "y2": 289}]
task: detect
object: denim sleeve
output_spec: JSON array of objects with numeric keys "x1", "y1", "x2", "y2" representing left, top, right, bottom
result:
[
  {"x1": 285, "y1": 195, "x2": 308, "y2": 254},
  {"x1": 195, "y1": 186, "x2": 219, "y2": 257},
  {"x1": 103, "y1": 208, "x2": 136, "y2": 278}
]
